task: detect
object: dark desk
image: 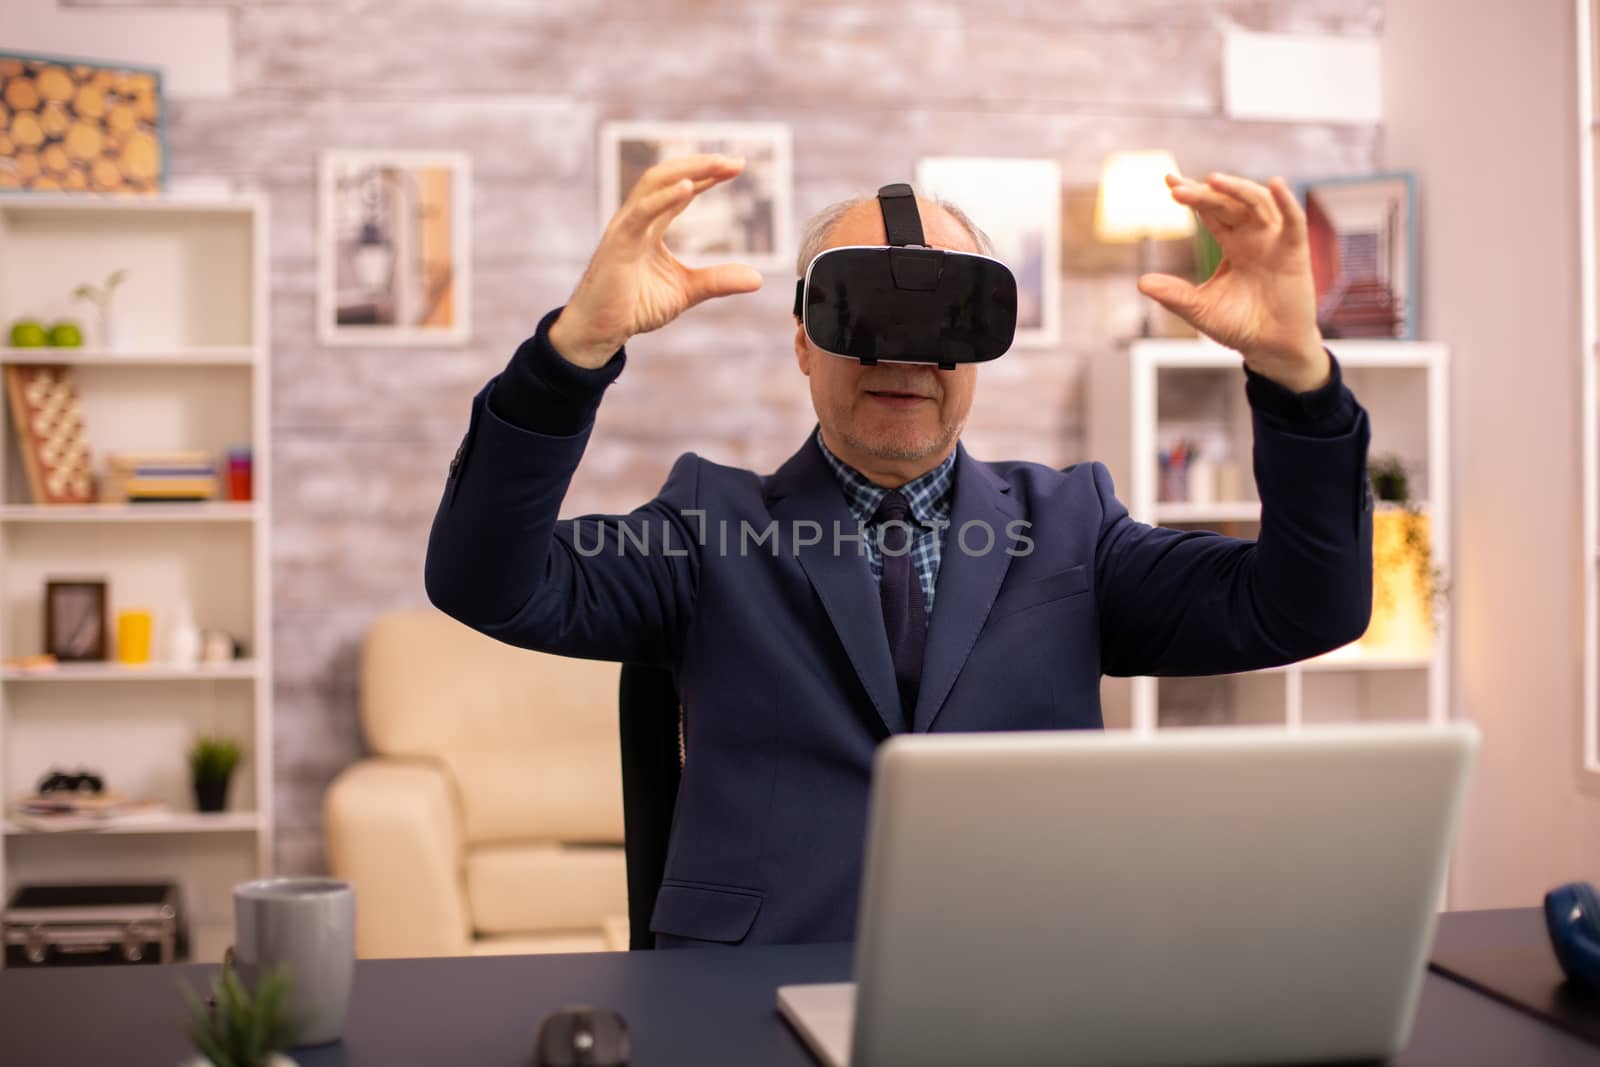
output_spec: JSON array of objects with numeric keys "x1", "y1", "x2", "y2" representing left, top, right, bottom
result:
[{"x1": 2, "y1": 911, "x2": 1595, "y2": 1066}]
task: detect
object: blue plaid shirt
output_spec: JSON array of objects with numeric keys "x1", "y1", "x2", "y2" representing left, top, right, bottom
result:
[{"x1": 814, "y1": 428, "x2": 955, "y2": 624}]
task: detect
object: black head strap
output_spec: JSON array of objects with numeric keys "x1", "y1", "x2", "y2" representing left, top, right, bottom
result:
[
  {"x1": 876, "y1": 183, "x2": 926, "y2": 247},
  {"x1": 794, "y1": 183, "x2": 927, "y2": 318}
]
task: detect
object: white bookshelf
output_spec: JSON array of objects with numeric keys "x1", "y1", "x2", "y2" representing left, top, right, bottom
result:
[
  {"x1": 2, "y1": 661, "x2": 262, "y2": 683},
  {"x1": 1089, "y1": 338, "x2": 1451, "y2": 735},
  {"x1": 0, "y1": 193, "x2": 273, "y2": 964},
  {"x1": 0, "y1": 347, "x2": 258, "y2": 367},
  {"x1": 3, "y1": 812, "x2": 262, "y2": 836},
  {"x1": 0, "y1": 503, "x2": 258, "y2": 523}
]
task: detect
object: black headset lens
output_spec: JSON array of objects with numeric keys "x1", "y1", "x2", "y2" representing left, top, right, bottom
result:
[{"x1": 793, "y1": 184, "x2": 1018, "y2": 369}]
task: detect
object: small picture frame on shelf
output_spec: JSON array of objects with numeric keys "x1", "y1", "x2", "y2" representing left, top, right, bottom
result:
[
  {"x1": 44, "y1": 579, "x2": 108, "y2": 661},
  {"x1": 1295, "y1": 172, "x2": 1417, "y2": 340}
]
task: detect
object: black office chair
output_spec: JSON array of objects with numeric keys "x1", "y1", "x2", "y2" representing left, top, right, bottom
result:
[{"x1": 617, "y1": 662, "x2": 684, "y2": 950}]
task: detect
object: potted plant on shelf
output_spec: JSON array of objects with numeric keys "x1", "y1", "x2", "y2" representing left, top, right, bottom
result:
[
  {"x1": 181, "y1": 963, "x2": 297, "y2": 1067},
  {"x1": 1363, "y1": 454, "x2": 1446, "y2": 658},
  {"x1": 72, "y1": 268, "x2": 128, "y2": 351},
  {"x1": 188, "y1": 736, "x2": 241, "y2": 814}
]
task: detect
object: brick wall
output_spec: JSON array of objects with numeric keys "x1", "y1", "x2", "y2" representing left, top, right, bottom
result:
[{"x1": 64, "y1": 0, "x2": 1381, "y2": 871}]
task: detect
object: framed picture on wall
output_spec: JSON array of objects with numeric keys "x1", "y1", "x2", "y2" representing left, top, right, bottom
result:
[
  {"x1": 317, "y1": 149, "x2": 472, "y2": 346},
  {"x1": 599, "y1": 120, "x2": 793, "y2": 273},
  {"x1": 914, "y1": 157, "x2": 1063, "y2": 349},
  {"x1": 44, "y1": 579, "x2": 108, "y2": 662},
  {"x1": 0, "y1": 50, "x2": 166, "y2": 195},
  {"x1": 1295, "y1": 172, "x2": 1417, "y2": 340}
]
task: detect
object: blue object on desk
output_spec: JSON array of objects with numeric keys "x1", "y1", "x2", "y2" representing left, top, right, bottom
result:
[{"x1": 1546, "y1": 882, "x2": 1600, "y2": 991}]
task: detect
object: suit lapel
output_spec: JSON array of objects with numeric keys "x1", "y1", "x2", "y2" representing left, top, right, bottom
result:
[
  {"x1": 767, "y1": 436, "x2": 903, "y2": 737},
  {"x1": 913, "y1": 444, "x2": 1021, "y2": 733}
]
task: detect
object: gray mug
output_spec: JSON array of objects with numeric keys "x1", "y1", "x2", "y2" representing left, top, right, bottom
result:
[{"x1": 233, "y1": 877, "x2": 356, "y2": 1047}]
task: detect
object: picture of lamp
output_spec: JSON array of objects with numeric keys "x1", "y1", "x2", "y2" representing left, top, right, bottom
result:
[
  {"x1": 319, "y1": 149, "x2": 471, "y2": 345},
  {"x1": 337, "y1": 165, "x2": 423, "y2": 327}
]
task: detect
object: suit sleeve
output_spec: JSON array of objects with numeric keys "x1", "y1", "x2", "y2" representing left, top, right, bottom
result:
[
  {"x1": 1095, "y1": 357, "x2": 1374, "y2": 677},
  {"x1": 424, "y1": 314, "x2": 700, "y2": 667}
]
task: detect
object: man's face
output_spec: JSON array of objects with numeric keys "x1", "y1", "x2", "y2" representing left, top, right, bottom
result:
[{"x1": 793, "y1": 199, "x2": 980, "y2": 484}]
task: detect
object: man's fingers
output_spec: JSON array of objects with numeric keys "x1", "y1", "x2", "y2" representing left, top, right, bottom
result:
[
  {"x1": 1206, "y1": 172, "x2": 1279, "y2": 227},
  {"x1": 1268, "y1": 177, "x2": 1306, "y2": 237},
  {"x1": 615, "y1": 159, "x2": 746, "y2": 244},
  {"x1": 1137, "y1": 272, "x2": 1205, "y2": 330},
  {"x1": 627, "y1": 154, "x2": 745, "y2": 206},
  {"x1": 616, "y1": 178, "x2": 696, "y2": 242},
  {"x1": 645, "y1": 172, "x2": 741, "y2": 244},
  {"x1": 684, "y1": 262, "x2": 764, "y2": 307},
  {"x1": 1166, "y1": 178, "x2": 1245, "y2": 228}
]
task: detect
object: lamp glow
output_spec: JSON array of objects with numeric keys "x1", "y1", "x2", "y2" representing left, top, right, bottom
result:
[{"x1": 1094, "y1": 150, "x2": 1196, "y2": 243}]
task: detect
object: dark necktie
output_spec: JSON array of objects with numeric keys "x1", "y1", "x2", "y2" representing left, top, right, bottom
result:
[{"x1": 874, "y1": 491, "x2": 926, "y2": 729}]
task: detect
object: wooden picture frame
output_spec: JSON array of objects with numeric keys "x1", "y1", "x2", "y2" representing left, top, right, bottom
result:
[
  {"x1": 0, "y1": 50, "x2": 167, "y2": 195},
  {"x1": 45, "y1": 579, "x2": 108, "y2": 661}
]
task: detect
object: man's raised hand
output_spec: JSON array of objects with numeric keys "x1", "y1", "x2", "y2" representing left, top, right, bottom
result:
[
  {"x1": 1137, "y1": 172, "x2": 1330, "y2": 394},
  {"x1": 548, "y1": 154, "x2": 765, "y2": 368}
]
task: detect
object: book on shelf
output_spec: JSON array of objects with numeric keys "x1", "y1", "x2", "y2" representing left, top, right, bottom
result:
[
  {"x1": 9, "y1": 794, "x2": 168, "y2": 832},
  {"x1": 106, "y1": 451, "x2": 215, "y2": 469},
  {"x1": 102, "y1": 450, "x2": 220, "y2": 502}
]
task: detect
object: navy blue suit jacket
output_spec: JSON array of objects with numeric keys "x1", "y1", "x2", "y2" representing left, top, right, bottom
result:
[{"x1": 426, "y1": 323, "x2": 1374, "y2": 948}]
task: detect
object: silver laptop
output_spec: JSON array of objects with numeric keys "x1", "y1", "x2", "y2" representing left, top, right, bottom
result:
[{"x1": 778, "y1": 722, "x2": 1479, "y2": 1067}]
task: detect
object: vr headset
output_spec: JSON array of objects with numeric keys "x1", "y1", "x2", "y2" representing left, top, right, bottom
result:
[{"x1": 792, "y1": 183, "x2": 1018, "y2": 370}]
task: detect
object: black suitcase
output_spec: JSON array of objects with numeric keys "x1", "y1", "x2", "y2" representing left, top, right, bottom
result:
[{"x1": 3, "y1": 883, "x2": 188, "y2": 967}]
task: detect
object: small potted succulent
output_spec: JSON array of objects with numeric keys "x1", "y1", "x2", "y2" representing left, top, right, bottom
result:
[
  {"x1": 188, "y1": 736, "x2": 242, "y2": 814},
  {"x1": 181, "y1": 963, "x2": 297, "y2": 1067}
]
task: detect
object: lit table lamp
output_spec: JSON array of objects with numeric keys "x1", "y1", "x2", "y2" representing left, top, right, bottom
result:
[{"x1": 1094, "y1": 149, "x2": 1196, "y2": 337}]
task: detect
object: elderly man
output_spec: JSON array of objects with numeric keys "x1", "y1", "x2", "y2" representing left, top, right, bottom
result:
[{"x1": 425, "y1": 155, "x2": 1372, "y2": 948}]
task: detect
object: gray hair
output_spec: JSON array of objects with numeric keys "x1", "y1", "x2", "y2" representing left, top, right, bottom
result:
[{"x1": 794, "y1": 193, "x2": 996, "y2": 277}]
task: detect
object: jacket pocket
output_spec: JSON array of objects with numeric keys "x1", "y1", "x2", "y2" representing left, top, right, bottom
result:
[
  {"x1": 989, "y1": 564, "x2": 1090, "y2": 621},
  {"x1": 649, "y1": 880, "x2": 763, "y2": 944}
]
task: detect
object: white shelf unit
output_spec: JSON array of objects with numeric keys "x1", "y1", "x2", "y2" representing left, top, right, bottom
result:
[
  {"x1": 2, "y1": 661, "x2": 262, "y2": 683},
  {"x1": 0, "y1": 347, "x2": 258, "y2": 367},
  {"x1": 0, "y1": 502, "x2": 258, "y2": 523},
  {"x1": 0, "y1": 193, "x2": 273, "y2": 964},
  {"x1": 1089, "y1": 338, "x2": 1451, "y2": 735},
  {"x1": 3, "y1": 812, "x2": 262, "y2": 836}
]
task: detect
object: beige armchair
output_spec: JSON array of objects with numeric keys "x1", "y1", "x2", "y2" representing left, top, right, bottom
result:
[{"x1": 325, "y1": 609, "x2": 629, "y2": 957}]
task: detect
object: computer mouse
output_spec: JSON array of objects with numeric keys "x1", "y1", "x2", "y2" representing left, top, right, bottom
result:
[
  {"x1": 532, "y1": 1004, "x2": 631, "y2": 1067},
  {"x1": 1544, "y1": 881, "x2": 1600, "y2": 991}
]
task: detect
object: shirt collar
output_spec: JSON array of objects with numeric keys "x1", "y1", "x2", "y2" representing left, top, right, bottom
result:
[{"x1": 813, "y1": 427, "x2": 956, "y2": 525}]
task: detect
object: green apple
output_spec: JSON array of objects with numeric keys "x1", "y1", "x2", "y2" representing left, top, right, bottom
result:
[
  {"x1": 9, "y1": 319, "x2": 47, "y2": 347},
  {"x1": 47, "y1": 320, "x2": 83, "y2": 347}
]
